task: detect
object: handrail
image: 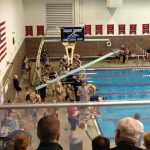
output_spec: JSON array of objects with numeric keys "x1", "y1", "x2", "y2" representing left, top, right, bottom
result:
[{"x1": 1, "y1": 100, "x2": 150, "y2": 109}]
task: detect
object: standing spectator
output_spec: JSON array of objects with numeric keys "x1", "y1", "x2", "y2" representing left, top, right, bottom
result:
[
  {"x1": 37, "y1": 116, "x2": 63, "y2": 150},
  {"x1": 41, "y1": 49, "x2": 47, "y2": 64},
  {"x1": 39, "y1": 76, "x2": 47, "y2": 102},
  {"x1": 49, "y1": 68, "x2": 57, "y2": 96},
  {"x1": 134, "y1": 113, "x2": 144, "y2": 147},
  {"x1": 144, "y1": 132, "x2": 150, "y2": 149},
  {"x1": 77, "y1": 80, "x2": 89, "y2": 102},
  {"x1": 13, "y1": 75, "x2": 22, "y2": 97},
  {"x1": 111, "y1": 117, "x2": 144, "y2": 150},
  {"x1": 92, "y1": 135, "x2": 110, "y2": 150},
  {"x1": 55, "y1": 81, "x2": 64, "y2": 102},
  {"x1": 67, "y1": 106, "x2": 79, "y2": 138},
  {"x1": 73, "y1": 76, "x2": 82, "y2": 101}
]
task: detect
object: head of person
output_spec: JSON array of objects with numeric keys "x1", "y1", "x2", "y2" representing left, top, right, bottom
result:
[
  {"x1": 115, "y1": 117, "x2": 143, "y2": 145},
  {"x1": 37, "y1": 116, "x2": 60, "y2": 142},
  {"x1": 134, "y1": 113, "x2": 141, "y2": 120},
  {"x1": 81, "y1": 80, "x2": 87, "y2": 87},
  {"x1": 14, "y1": 75, "x2": 18, "y2": 79},
  {"x1": 92, "y1": 135, "x2": 110, "y2": 150},
  {"x1": 144, "y1": 132, "x2": 150, "y2": 149},
  {"x1": 14, "y1": 133, "x2": 31, "y2": 150}
]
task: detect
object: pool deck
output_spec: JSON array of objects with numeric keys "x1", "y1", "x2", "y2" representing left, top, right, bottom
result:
[{"x1": 4, "y1": 59, "x2": 149, "y2": 149}]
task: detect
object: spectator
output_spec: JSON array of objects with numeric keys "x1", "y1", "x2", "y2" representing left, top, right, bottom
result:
[
  {"x1": 111, "y1": 117, "x2": 144, "y2": 150},
  {"x1": 144, "y1": 131, "x2": 150, "y2": 149},
  {"x1": 73, "y1": 75, "x2": 82, "y2": 101},
  {"x1": 41, "y1": 49, "x2": 47, "y2": 64},
  {"x1": 13, "y1": 75, "x2": 22, "y2": 97},
  {"x1": 14, "y1": 133, "x2": 31, "y2": 150},
  {"x1": 92, "y1": 135, "x2": 110, "y2": 150},
  {"x1": 37, "y1": 116, "x2": 63, "y2": 150},
  {"x1": 67, "y1": 106, "x2": 79, "y2": 138},
  {"x1": 77, "y1": 80, "x2": 89, "y2": 102},
  {"x1": 134, "y1": 113, "x2": 144, "y2": 147},
  {"x1": 55, "y1": 81, "x2": 64, "y2": 102}
]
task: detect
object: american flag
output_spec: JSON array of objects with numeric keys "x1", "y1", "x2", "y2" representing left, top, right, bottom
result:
[{"x1": 0, "y1": 21, "x2": 7, "y2": 62}]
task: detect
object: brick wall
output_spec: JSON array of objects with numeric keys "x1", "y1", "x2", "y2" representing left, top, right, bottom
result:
[{"x1": 25, "y1": 36, "x2": 150, "y2": 58}]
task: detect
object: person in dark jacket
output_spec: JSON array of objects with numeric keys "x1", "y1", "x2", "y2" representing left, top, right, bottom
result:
[
  {"x1": 111, "y1": 117, "x2": 144, "y2": 150},
  {"x1": 37, "y1": 116, "x2": 63, "y2": 150},
  {"x1": 13, "y1": 75, "x2": 22, "y2": 97}
]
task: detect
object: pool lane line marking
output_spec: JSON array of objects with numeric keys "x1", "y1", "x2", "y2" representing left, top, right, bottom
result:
[
  {"x1": 96, "y1": 91, "x2": 150, "y2": 94},
  {"x1": 87, "y1": 74, "x2": 146, "y2": 78},
  {"x1": 96, "y1": 117, "x2": 150, "y2": 121},
  {"x1": 95, "y1": 82, "x2": 150, "y2": 86}
]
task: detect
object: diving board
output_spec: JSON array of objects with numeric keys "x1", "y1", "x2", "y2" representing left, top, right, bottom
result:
[{"x1": 36, "y1": 49, "x2": 120, "y2": 90}]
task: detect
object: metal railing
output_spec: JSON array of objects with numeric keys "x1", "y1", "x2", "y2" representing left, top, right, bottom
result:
[{"x1": 1, "y1": 100, "x2": 150, "y2": 109}]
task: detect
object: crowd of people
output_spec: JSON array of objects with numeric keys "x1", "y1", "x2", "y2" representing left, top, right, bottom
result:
[
  {"x1": 3, "y1": 115, "x2": 150, "y2": 150},
  {"x1": 8, "y1": 48, "x2": 150, "y2": 150}
]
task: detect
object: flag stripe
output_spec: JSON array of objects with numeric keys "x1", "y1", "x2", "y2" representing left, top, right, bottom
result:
[
  {"x1": 0, "y1": 21, "x2": 5, "y2": 26},
  {"x1": 0, "y1": 37, "x2": 6, "y2": 44},
  {"x1": 0, "y1": 52, "x2": 7, "y2": 62},
  {"x1": 0, "y1": 21, "x2": 7, "y2": 62},
  {"x1": 0, "y1": 42, "x2": 6, "y2": 50},
  {"x1": 0, "y1": 27, "x2": 5, "y2": 32},
  {"x1": 0, "y1": 47, "x2": 6, "y2": 56}
]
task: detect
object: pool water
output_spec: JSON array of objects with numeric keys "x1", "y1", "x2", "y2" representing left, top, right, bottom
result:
[{"x1": 86, "y1": 68, "x2": 150, "y2": 139}]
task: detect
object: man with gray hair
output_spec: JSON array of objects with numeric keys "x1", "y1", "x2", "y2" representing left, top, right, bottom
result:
[{"x1": 111, "y1": 117, "x2": 144, "y2": 150}]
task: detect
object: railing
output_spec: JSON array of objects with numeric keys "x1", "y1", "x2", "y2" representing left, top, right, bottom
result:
[
  {"x1": 1, "y1": 100, "x2": 150, "y2": 109},
  {"x1": 0, "y1": 101, "x2": 149, "y2": 150}
]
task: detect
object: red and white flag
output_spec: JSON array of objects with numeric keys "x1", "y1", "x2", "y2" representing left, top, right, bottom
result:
[{"x1": 0, "y1": 21, "x2": 7, "y2": 62}]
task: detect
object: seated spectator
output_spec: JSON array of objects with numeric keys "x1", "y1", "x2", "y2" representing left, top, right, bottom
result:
[
  {"x1": 14, "y1": 133, "x2": 31, "y2": 150},
  {"x1": 37, "y1": 116, "x2": 63, "y2": 150},
  {"x1": 92, "y1": 135, "x2": 110, "y2": 150},
  {"x1": 111, "y1": 117, "x2": 144, "y2": 150},
  {"x1": 144, "y1": 131, "x2": 150, "y2": 149}
]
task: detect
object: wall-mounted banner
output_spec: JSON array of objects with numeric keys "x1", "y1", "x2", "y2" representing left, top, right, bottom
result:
[
  {"x1": 84, "y1": 25, "x2": 91, "y2": 35},
  {"x1": 119, "y1": 24, "x2": 125, "y2": 35},
  {"x1": 25, "y1": 26, "x2": 33, "y2": 36},
  {"x1": 142, "y1": 24, "x2": 149, "y2": 34},
  {"x1": 37, "y1": 25, "x2": 44, "y2": 36},
  {"x1": 130, "y1": 24, "x2": 136, "y2": 34},
  {"x1": 95, "y1": 25, "x2": 103, "y2": 35},
  {"x1": 107, "y1": 24, "x2": 114, "y2": 35}
]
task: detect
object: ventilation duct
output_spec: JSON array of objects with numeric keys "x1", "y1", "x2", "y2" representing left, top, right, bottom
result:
[{"x1": 107, "y1": 0, "x2": 122, "y2": 8}]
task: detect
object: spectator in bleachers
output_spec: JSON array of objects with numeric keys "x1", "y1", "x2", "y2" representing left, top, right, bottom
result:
[
  {"x1": 14, "y1": 133, "x2": 32, "y2": 150},
  {"x1": 37, "y1": 116, "x2": 63, "y2": 150},
  {"x1": 144, "y1": 131, "x2": 150, "y2": 149},
  {"x1": 111, "y1": 117, "x2": 144, "y2": 150},
  {"x1": 92, "y1": 135, "x2": 110, "y2": 150}
]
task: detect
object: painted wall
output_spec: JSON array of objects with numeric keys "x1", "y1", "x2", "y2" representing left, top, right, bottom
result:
[
  {"x1": 23, "y1": 0, "x2": 150, "y2": 36},
  {"x1": 0, "y1": 0, "x2": 25, "y2": 82}
]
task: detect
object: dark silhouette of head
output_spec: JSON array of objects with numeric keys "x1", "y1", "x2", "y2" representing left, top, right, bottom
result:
[{"x1": 92, "y1": 135, "x2": 110, "y2": 150}]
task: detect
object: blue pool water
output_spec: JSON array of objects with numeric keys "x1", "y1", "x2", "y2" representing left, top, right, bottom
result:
[{"x1": 86, "y1": 68, "x2": 150, "y2": 139}]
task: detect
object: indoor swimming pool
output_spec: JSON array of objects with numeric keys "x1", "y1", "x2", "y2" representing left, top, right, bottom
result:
[{"x1": 86, "y1": 67, "x2": 150, "y2": 139}]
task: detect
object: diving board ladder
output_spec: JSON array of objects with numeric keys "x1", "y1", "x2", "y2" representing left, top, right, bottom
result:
[{"x1": 32, "y1": 39, "x2": 44, "y2": 85}]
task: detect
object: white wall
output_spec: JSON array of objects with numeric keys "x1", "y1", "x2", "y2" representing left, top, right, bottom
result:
[
  {"x1": 23, "y1": 0, "x2": 150, "y2": 36},
  {"x1": 0, "y1": 0, "x2": 25, "y2": 82},
  {"x1": 81, "y1": 0, "x2": 150, "y2": 35}
]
